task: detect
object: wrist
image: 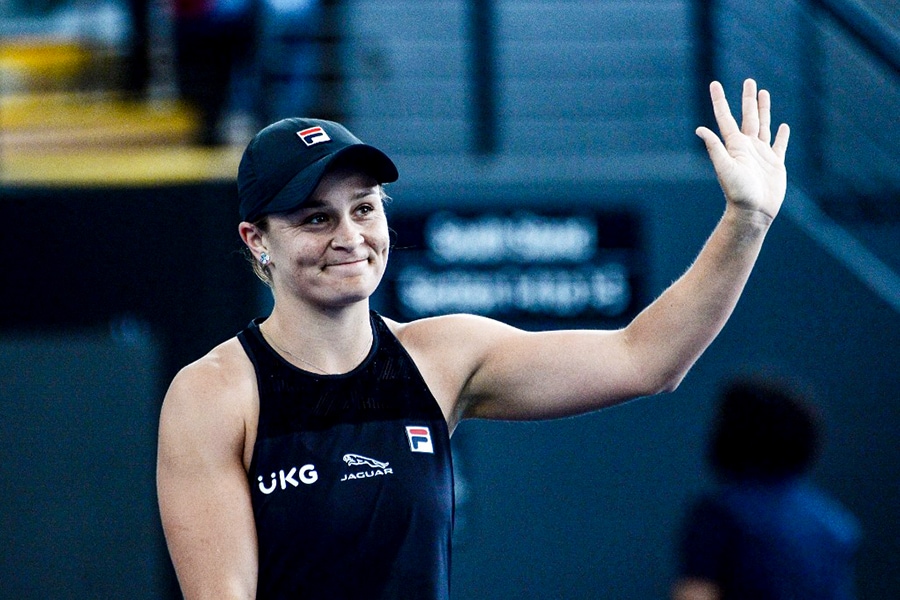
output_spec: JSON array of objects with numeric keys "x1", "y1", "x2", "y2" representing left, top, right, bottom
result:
[{"x1": 722, "y1": 204, "x2": 774, "y2": 234}]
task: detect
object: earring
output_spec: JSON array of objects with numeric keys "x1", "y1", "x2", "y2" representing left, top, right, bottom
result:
[{"x1": 259, "y1": 252, "x2": 270, "y2": 266}]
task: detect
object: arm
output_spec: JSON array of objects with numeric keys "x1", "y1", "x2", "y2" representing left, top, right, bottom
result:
[
  {"x1": 405, "y1": 79, "x2": 789, "y2": 424},
  {"x1": 620, "y1": 78, "x2": 789, "y2": 392},
  {"x1": 157, "y1": 344, "x2": 258, "y2": 599}
]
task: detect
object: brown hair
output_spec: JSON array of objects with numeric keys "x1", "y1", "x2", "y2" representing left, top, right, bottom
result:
[{"x1": 708, "y1": 375, "x2": 821, "y2": 482}]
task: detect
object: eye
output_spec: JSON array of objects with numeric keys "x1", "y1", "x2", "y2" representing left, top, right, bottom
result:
[
  {"x1": 303, "y1": 212, "x2": 329, "y2": 225},
  {"x1": 353, "y1": 202, "x2": 381, "y2": 219}
]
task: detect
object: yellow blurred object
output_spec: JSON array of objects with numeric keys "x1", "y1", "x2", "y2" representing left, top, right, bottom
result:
[
  {"x1": 0, "y1": 93, "x2": 243, "y2": 185},
  {"x1": 1, "y1": 92, "x2": 200, "y2": 148},
  {"x1": 0, "y1": 38, "x2": 92, "y2": 90},
  {"x1": 0, "y1": 36, "x2": 244, "y2": 185},
  {"x1": 0, "y1": 145, "x2": 243, "y2": 186}
]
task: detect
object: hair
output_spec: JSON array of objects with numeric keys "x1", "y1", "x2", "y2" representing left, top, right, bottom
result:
[
  {"x1": 241, "y1": 182, "x2": 392, "y2": 289},
  {"x1": 707, "y1": 374, "x2": 822, "y2": 483}
]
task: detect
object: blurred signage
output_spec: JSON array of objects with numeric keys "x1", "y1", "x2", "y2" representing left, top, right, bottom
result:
[{"x1": 380, "y1": 209, "x2": 643, "y2": 326}]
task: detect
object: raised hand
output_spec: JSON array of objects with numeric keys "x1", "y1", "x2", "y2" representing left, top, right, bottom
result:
[{"x1": 696, "y1": 79, "x2": 791, "y2": 221}]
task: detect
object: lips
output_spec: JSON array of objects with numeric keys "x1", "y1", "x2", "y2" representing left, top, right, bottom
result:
[
  {"x1": 323, "y1": 257, "x2": 369, "y2": 270},
  {"x1": 335, "y1": 257, "x2": 368, "y2": 266}
]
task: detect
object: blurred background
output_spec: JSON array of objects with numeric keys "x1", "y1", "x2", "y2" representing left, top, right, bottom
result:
[{"x1": 0, "y1": 0, "x2": 897, "y2": 598}]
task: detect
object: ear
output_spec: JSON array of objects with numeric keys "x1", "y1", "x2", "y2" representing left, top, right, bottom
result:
[{"x1": 239, "y1": 221, "x2": 267, "y2": 261}]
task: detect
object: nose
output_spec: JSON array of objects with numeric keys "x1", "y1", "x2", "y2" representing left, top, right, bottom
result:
[{"x1": 330, "y1": 216, "x2": 364, "y2": 250}]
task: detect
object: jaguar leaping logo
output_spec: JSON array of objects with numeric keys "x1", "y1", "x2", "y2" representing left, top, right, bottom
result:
[{"x1": 343, "y1": 454, "x2": 389, "y2": 469}]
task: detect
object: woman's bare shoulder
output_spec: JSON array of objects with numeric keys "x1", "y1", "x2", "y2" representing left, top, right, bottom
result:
[
  {"x1": 381, "y1": 314, "x2": 524, "y2": 428},
  {"x1": 383, "y1": 313, "x2": 519, "y2": 350},
  {"x1": 160, "y1": 336, "x2": 257, "y2": 449},
  {"x1": 168, "y1": 337, "x2": 255, "y2": 400}
]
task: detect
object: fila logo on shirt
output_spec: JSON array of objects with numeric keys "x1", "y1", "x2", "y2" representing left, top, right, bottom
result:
[
  {"x1": 297, "y1": 126, "x2": 331, "y2": 146},
  {"x1": 406, "y1": 426, "x2": 434, "y2": 454},
  {"x1": 257, "y1": 464, "x2": 318, "y2": 494}
]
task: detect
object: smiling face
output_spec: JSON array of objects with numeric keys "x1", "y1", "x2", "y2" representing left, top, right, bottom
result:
[{"x1": 247, "y1": 167, "x2": 390, "y2": 312}]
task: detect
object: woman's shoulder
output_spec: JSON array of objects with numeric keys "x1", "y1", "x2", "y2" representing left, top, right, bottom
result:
[
  {"x1": 383, "y1": 312, "x2": 519, "y2": 349},
  {"x1": 158, "y1": 336, "x2": 259, "y2": 487},
  {"x1": 379, "y1": 313, "x2": 525, "y2": 428},
  {"x1": 164, "y1": 336, "x2": 257, "y2": 413},
  {"x1": 381, "y1": 313, "x2": 524, "y2": 385}
]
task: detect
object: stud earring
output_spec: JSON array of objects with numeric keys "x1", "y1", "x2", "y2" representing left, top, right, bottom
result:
[{"x1": 259, "y1": 252, "x2": 270, "y2": 266}]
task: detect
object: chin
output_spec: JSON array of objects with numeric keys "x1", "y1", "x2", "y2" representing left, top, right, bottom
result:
[{"x1": 325, "y1": 281, "x2": 381, "y2": 307}]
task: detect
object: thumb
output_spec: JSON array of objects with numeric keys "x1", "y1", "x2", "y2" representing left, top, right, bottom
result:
[{"x1": 696, "y1": 126, "x2": 731, "y2": 166}]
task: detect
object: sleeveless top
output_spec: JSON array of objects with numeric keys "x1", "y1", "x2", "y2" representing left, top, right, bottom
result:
[{"x1": 237, "y1": 312, "x2": 454, "y2": 600}]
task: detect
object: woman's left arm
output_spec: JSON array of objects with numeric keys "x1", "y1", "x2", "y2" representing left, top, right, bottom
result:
[{"x1": 451, "y1": 79, "x2": 790, "y2": 421}]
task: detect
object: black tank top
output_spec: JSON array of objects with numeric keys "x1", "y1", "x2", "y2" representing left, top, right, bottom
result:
[{"x1": 238, "y1": 312, "x2": 454, "y2": 599}]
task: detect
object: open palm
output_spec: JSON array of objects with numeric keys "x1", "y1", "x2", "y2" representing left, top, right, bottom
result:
[{"x1": 696, "y1": 79, "x2": 791, "y2": 221}]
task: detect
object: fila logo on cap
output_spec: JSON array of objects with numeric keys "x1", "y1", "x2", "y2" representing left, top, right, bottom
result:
[
  {"x1": 406, "y1": 426, "x2": 434, "y2": 454},
  {"x1": 297, "y1": 126, "x2": 331, "y2": 146}
]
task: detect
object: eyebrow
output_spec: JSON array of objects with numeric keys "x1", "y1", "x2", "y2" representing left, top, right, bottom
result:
[{"x1": 305, "y1": 188, "x2": 380, "y2": 207}]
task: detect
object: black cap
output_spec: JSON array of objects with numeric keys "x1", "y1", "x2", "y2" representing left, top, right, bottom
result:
[{"x1": 237, "y1": 118, "x2": 399, "y2": 222}]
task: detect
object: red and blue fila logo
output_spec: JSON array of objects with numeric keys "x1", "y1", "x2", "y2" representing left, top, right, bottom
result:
[
  {"x1": 297, "y1": 126, "x2": 331, "y2": 146},
  {"x1": 406, "y1": 426, "x2": 434, "y2": 454}
]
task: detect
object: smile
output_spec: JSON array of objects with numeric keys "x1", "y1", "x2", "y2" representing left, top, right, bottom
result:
[{"x1": 324, "y1": 258, "x2": 370, "y2": 270}]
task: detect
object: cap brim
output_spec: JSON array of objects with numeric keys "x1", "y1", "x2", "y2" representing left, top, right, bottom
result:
[{"x1": 263, "y1": 144, "x2": 398, "y2": 216}]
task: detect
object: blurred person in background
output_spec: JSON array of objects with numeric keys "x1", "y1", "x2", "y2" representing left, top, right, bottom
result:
[
  {"x1": 124, "y1": 0, "x2": 151, "y2": 99},
  {"x1": 158, "y1": 79, "x2": 791, "y2": 598},
  {"x1": 173, "y1": 0, "x2": 260, "y2": 145},
  {"x1": 672, "y1": 375, "x2": 861, "y2": 600}
]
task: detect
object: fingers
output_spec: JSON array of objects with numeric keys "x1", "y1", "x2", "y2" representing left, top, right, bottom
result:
[
  {"x1": 758, "y1": 89, "x2": 772, "y2": 144},
  {"x1": 772, "y1": 123, "x2": 791, "y2": 160},
  {"x1": 754, "y1": 83, "x2": 790, "y2": 159},
  {"x1": 741, "y1": 79, "x2": 760, "y2": 138},
  {"x1": 695, "y1": 125, "x2": 729, "y2": 164},
  {"x1": 708, "y1": 79, "x2": 787, "y2": 155},
  {"x1": 708, "y1": 80, "x2": 740, "y2": 139}
]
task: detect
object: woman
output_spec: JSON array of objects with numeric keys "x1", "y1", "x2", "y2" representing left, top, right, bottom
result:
[{"x1": 157, "y1": 79, "x2": 790, "y2": 599}]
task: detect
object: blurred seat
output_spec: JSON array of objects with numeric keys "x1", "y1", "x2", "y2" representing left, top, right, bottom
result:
[{"x1": 0, "y1": 35, "x2": 240, "y2": 185}]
